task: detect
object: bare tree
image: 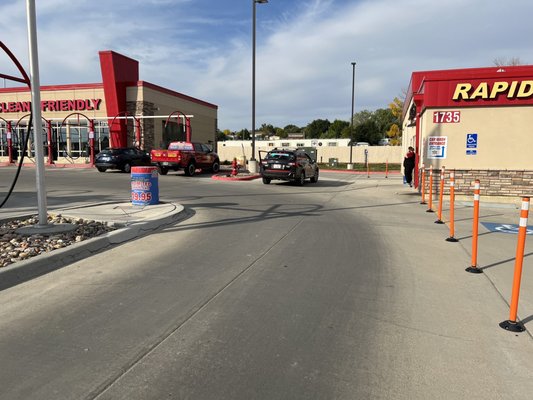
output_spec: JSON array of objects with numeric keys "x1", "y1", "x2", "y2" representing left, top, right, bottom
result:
[{"x1": 493, "y1": 57, "x2": 524, "y2": 66}]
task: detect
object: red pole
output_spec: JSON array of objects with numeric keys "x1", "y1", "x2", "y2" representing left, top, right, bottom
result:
[
  {"x1": 135, "y1": 118, "x2": 141, "y2": 148},
  {"x1": 420, "y1": 164, "x2": 426, "y2": 205},
  {"x1": 500, "y1": 197, "x2": 530, "y2": 332},
  {"x1": 426, "y1": 167, "x2": 434, "y2": 213},
  {"x1": 446, "y1": 171, "x2": 458, "y2": 242},
  {"x1": 185, "y1": 117, "x2": 192, "y2": 142},
  {"x1": 89, "y1": 119, "x2": 95, "y2": 166},
  {"x1": 46, "y1": 120, "x2": 53, "y2": 165},
  {"x1": 466, "y1": 180, "x2": 482, "y2": 274},
  {"x1": 7, "y1": 121, "x2": 14, "y2": 164},
  {"x1": 435, "y1": 166, "x2": 445, "y2": 223}
]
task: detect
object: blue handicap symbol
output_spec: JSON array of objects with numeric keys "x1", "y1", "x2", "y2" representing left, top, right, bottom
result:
[
  {"x1": 466, "y1": 133, "x2": 478, "y2": 148},
  {"x1": 481, "y1": 222, "x2": 533, "y2": 235}
]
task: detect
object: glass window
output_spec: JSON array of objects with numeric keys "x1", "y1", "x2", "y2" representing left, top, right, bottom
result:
[{"x1": 266, "y1": 152, "x2": 294, "y2": 161}]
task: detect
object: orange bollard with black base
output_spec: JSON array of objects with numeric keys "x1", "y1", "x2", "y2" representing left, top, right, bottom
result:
[
  {"x1": 466, "y1": 180, "x2": 483, "y2": 273},
  {"x1": 446, "y1": 171, "x2": 458, "y2": 242},
  {"x1": 385, "y1": 160, "x2": 388, "y2": 179},
  {"x1": 500, "y1": 197, "x2": 530, "y2": 333},
  {"x1": 435, "y1": 166, "x2": 445, "y2": 224},
  {"x1": 426, "y1": 167, "x2": 434, "y2": 213},
  {"x1": 420, "y1": 164, "x2": 426, "y2": 205}
]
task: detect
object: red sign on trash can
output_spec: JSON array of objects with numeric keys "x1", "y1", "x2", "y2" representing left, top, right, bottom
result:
[{"x1": 131, "y1": 166, "x2": 159, "y2": 206}]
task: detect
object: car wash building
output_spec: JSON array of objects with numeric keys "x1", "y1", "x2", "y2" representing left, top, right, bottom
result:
[
  {"x1": 402, "y1": 65, "x2": 533, "y2": 202},
  {"x1": 0, "y1": 50, "x2": 218, "y2": 165}
]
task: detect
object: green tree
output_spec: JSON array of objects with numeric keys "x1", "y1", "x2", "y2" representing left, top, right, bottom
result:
[
  {"x1": 354, "y1": 120, "x2": 380, "y2": 144},
  {"x1": 340, "y1": 125, "x2": 355, "y2": 139},
  {"x1": 352, "y1": 110, "x2": 373, "y2": 127},
  {"x1": 373, "y1": 108, "x2": 397, "y2": 137},
  {"x1": 275, "y1": 127, "x2": 288, "y2": 138},
  {"x1": 327, "y1": 119, "x2": 349, "y2": 138},
  {"x1": 304, "y1": 119, "x2": 331, "y2": 139},
  {"x1": 237, "y1": 128, "x2": 250, "y2": 140},
  {"x1": 260, "y1": 123, "x2": 276, "y2": 137},
  {"x1": 283, "y1": 124, "x2": 301, "y2": 133}
]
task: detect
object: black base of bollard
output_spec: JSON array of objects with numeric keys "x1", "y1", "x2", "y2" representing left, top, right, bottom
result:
[
  {"x1": 446, "y1": 237, "x2": 459, "y2": 242},
  {"x1": 465, "y1": 266, "x2": 483, "y2": 274},
  {"x1": 499, "y1": 320, "x2": 525, "y2": 332},
  {"x1": 435, "y1": 220, "x2": 444, "y2": 224},
  {"x1": 420, "y1": 201, "x2": 427, "y2": 205},
  {"x1": 426, "y1": 209, "x2": 434, "y2": 213}
]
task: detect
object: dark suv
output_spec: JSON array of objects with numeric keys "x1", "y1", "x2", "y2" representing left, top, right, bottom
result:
[
  {"x1": 95, "y1": 147, "x2": 151, "y2": 173},
  {"x1": 259, "y1": 148, "x2": 319, "y2": 185}
]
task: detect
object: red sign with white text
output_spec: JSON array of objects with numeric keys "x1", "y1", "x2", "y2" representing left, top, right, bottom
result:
[
  {"x1": 0, "y1": 98, "x2": 102, "y2": 114},
  {"x1": 433, "y1": 111, "x2": 460, "y2": 123}
]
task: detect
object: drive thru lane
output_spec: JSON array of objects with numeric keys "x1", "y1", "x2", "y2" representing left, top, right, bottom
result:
[{"x1": 0, "y1": 169, "x2": 532, "y2": 399}]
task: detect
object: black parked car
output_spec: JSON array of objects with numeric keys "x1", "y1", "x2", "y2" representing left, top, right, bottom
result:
[
  {"x1": 260, "y1": 148, "x2": 319, "y2": 185},
  {"x1": 95, "y1": 147, "x2": 151, "y2": 173}
]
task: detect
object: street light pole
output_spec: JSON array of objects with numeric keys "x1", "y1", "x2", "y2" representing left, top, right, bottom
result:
[
  {"x1": 349, "y1": 61, "x2": 356, "y2": 166},
  {"x1": 251, "y1": 0, "x2": 268, "y2": 172},
  {"x1": 26, "y1": 0, "x2": 48, "y2": 227}
]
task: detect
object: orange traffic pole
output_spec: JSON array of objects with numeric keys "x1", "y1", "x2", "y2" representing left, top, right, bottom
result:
[
  {"x1": 466, "y1": 180, "x2": 482, "y2": 273},
  {"x1": 446, "y1": 171, "x2": 458, "y2": 242},
  {"x1": 420, "y1": 164, "x2": 426, "y2": 205},
  {"x1": 385, "y1": 159, "x2": 388, "y2": 178},
  {"x1": 435, "y1": 166, "x2": 445, "y2": 224},
  {"x1": 500, "y1": 197, "x2": 530, "y2": 332},
  {"x1": 426, "y1": 167, "x2": 434, "y2": 213}
]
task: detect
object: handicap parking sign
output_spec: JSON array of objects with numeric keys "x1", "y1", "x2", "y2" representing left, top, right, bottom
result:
[{"x1": 466, "y1": 133, "x2": 478, "y2": 149}]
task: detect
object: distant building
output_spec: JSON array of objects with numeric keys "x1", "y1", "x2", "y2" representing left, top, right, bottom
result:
[{"x1": 0, "y1": 50, "x2": 217, "y2": 164}]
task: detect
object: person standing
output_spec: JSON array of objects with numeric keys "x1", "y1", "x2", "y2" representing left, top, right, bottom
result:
[{"x1": 403, "y1": 146, "x2": 416, "y2": 187}]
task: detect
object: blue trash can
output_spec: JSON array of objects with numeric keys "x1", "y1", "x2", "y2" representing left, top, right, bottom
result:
[{"x1": 131, "y1": 166, "x2": 159, "y2": 206}]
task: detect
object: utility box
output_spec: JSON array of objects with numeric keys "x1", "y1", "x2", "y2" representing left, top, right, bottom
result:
[{"x1": 329, "y1": 158, "x2": 338, "y2": 167}]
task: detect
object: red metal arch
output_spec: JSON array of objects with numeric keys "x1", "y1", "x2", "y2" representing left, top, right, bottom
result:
[
  {"x1": 165, "y1": 110, "x2": 191, "y2": 142},
  {"x1": 0, "y1": 41, "x2": 31, "y2": 87},
  {"x1": 109, "y1": 112, "x2": 142, "y2": 148},
  {"x1": 0, "y1": 41, "x2": 31, "y2": 164},
  {"x1": 61, "y1": 112, "x2": 96, "y2": 165},
  {"x1": 12, "y1": 114, "x2": 58, "y2": 165},
  {"x1": 0, "y1": 116, "x2": 14, "y2": 163}
]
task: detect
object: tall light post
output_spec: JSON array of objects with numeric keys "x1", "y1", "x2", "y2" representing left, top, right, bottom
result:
[
  {"x1": 251, "y1": 0, "x2": 268, "y2": 172},
  {"x1": 348, "y1": 61, "x2": 356, "y2": 167},
  {"x1": 26, "y1": 0, "x2": 48, "y2": 226}
]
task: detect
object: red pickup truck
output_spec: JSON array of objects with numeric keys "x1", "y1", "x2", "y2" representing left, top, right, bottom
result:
[{"x1": 150, "y1": 141, "x2": 220, "y2": 176}]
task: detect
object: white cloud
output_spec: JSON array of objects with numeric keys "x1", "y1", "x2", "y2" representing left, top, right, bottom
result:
[{"x1": 1, "y1": 0, "x2": 532, "y2": 130}]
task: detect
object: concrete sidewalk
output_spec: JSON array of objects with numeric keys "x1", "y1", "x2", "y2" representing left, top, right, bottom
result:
[
  {"x1": 403, "y1": 185, "x2": 533, "y2": 334},
  {"x1": 0, "y1": 201, "x2": 189, "y2": 291}
]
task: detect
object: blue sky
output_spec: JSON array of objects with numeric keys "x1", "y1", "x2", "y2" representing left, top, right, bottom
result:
[{"x1": 1, "y1": 0, "x2": 533, "y2": 131}]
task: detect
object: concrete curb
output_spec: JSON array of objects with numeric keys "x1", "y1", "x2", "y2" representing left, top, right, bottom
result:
[
  {"x1": 0, "y1": 203, "x2": 190, "y2": 292},
  {"x1": 212, "y1": 173, "x2": 262, "y2": 181},
  {"x1": 0, "y1": 162, "x2": 94, "y2": 169}
]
